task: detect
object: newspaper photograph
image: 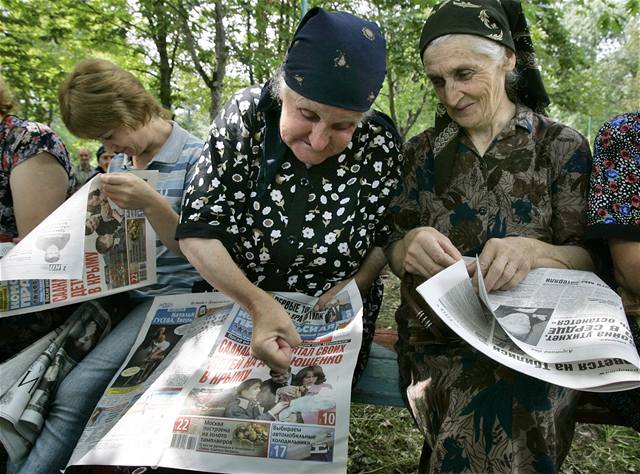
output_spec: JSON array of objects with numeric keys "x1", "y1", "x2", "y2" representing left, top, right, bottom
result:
[
  {"x1": 0, "y1": 173, "x2": 157, "y2": 316},
  {"x1": 68, "y1": 282, "x2": 363, "y2": 474},
  {"x1": 418, "y1": 259, "x2": 640, "y2": 392}
]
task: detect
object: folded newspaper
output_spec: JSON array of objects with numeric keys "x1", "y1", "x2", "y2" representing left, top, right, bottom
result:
[
  {"x1": 0, "y1": 301, "x2": 112, "y2": 462},
  {"x1": 418, "y1": 259, "x2": 640, "y2": 392},
  {"x1": 0, "y1": 173, "x2": 157, "y2": 316},
  {"x1": 67, "y1": 281, "x2": 363, "y2": 474}
]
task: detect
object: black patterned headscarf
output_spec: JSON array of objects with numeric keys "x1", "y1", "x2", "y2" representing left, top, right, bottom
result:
[
  {"x1": 284, "y1": 7, "x2": 387, "y2": 112},
  {"x1": 419, "y1": 0, "x2": 549, "y2": 194}
]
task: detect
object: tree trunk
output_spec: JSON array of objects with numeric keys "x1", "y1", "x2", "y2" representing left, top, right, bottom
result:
[{"x1": 209, "y1": 0, "x2": 228, "y2": 119}]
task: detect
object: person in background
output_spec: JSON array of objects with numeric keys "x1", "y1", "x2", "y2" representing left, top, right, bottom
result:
[
  {"x1": 176, "y1": 7, "x2": 403, "y2": 381},
  {"x1": 385, "y1": 0, "x2": 594, "y2": 471},
  {"x1": 90, "y1": 145, "x2": 113, "y2": 178},
  {"x1": 585, "y1": 111, "x2": 640, "y2": 433},
  {"x1": 0, "y1": 75, "x2": 75, "y2": 361},
  {"x1": 9, "y1": 58, "x2": 203, "y2": 474},
  {"x1": 73, "y1": 147, "x2": 93, "y2": 188}
]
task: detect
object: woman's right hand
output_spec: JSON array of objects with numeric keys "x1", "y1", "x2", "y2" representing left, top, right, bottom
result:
[
  {"x1": 400, "y1": 226, "x2": 462, "y2": 278},
  {"x1": 250, "y1": 296, "x2": 302, "y2": 372}
]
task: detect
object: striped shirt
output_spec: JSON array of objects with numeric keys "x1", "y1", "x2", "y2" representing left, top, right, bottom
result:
[{"x1": 109, "y1": 121, "x2": 203, "y2": 299}]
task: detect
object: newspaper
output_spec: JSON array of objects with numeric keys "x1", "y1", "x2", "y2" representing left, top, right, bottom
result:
[
  {"x1": 68, "y1": 282, "x2": 363, "y2": 474},
  {"x1": 0, "y1": 173, "x2": 157, "y2": 316},
  {"x1": 0, "y1": 300, "x2": 112, "y2": 462},
  {"x1": 417, "y1": 259, "x2": 640, "y2": 392}
]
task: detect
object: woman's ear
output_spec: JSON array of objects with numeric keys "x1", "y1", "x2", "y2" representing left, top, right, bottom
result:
[{"x1": 503, "y1": 49, "x2": 516, "y2": 72}]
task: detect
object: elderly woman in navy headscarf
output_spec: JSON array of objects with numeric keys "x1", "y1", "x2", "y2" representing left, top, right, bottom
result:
[
  {"x1": 177, "y1": 7, "x2": 403, "y2": 380},
  {"x1": 386, "y1": 0, "x2": 593, "y2": 472}
]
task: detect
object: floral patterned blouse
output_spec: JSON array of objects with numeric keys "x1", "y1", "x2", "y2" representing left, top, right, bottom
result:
[
  {"x1": 585, "y1": 111, "x2": 640, "y2": 241},
  {"x1": 0, "y1": 115, "x2": 74, "y2": 241},
  {"x1": 390, "y1": 104, "x2": 591, "y2": 257},
  {"x1": 176, "y1": 85, "x2": 403, "y2": 295}
]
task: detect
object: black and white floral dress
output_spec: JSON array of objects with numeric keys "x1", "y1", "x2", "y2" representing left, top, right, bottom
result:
[{"x1": 176, "y1": 85, "x2": 403, "y2": 380}]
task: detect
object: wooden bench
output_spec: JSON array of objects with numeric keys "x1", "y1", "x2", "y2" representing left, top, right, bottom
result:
[{"x1": 352, "y1": 329, "x2": 632, "y2": 427}]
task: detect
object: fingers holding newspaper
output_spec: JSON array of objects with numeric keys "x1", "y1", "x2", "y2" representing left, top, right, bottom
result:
[
  {"x1": 100, "y1": 172, "x2": 157, "y2": 210},
  {"x1": 475, "y1": 237, "x2": 534, "y2": 292}
]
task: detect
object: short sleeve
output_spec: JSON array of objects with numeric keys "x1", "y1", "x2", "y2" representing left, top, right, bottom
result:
[
  {"x1": 585, "y1": 112, "x2": 640, "y2": 242},
  {"x1": 9, "y1": 119, "x2": 73, "y2": 183},
  {"x1": 363, "y1": 113, "x2": 404, "y2": 248},
  {"x1": 176, "y1": 87, "x2": 262, "y2": 250}
]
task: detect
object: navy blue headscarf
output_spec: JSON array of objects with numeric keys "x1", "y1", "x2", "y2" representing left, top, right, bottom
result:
[
  {"x1": 256, "y1": 7, "x2": 388, "y2": 196},
  {"x1": 283, "y1": 7, "x2": 387, "y2": 112}
]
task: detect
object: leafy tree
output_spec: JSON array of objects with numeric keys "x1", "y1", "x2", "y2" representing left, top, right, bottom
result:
[{"x1": 0, "y1": 0, "x2": 135, "y2": 122}]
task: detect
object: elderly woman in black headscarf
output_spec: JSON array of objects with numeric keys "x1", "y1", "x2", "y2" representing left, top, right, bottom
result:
[
  {"x1": 177, "y1": 7, "x2": 402, "y2": 380},
  {"x1": 386, "y1": 0, "x2": 593, "y2": 472}
]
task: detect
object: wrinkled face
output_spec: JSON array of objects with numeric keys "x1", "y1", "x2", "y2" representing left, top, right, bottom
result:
[
  {"x1": 99, "y1": 124, "x2": 148, "y2": 158},
  {"x1": 279, "y1": 89, "x2": 363, "y2": 166},
  {"x1": 423, "y1": 36, "x2": 514, "y2": 134}
]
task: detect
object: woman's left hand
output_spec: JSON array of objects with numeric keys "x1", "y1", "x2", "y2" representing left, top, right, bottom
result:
[{"x1": 473, "y1": 237, "x2": 534, "y2": 292}]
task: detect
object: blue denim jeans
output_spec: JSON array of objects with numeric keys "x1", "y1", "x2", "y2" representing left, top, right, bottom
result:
[{"x1": 8, "y1": 300, "x2": 151, "y2": 474}]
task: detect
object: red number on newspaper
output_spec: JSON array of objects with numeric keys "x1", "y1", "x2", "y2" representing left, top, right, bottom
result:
[
  {"x1": 130, "y1": 272, "x2": 139, "y2": 284},
  {"x1": 317, "y1": 410, "x2": 336, "y2": 426},
  {"x1": 173, "y1": 417, "x2": 191, "y2": 432}
]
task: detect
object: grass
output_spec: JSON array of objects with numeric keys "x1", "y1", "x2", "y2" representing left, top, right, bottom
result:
[{"x1": 348, "y1": 273, "x2": 640, "y2": 473}]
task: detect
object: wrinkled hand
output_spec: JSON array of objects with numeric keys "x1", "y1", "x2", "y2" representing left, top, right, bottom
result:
[
  {"x1": 100, "y1": 173, "x2": 156, "y2": 211},
  {"x1": 473, "y1": 237, "x2": 534, "y2": 292},
  {"x1": 314, "y1": 279, "x2": 350, "y2": 311},
  {"x1": 402, "y1": 226, "x2": 462, "y2": 278},
  {"x1": 250, "y1": 297, "x2": 302, "y2": 372}
]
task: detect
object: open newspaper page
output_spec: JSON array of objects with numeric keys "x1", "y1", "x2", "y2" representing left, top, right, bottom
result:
[
  {"x1": 477, "y1": 264, "x2": 640, "y2": 366},
  {"x1": 0, "y1": 173, "x2": 157, "y2": 316},
  {"x1": 417, "y1": 259, "x2": 640, "y2": 392},
  {"x1": 69, "y1": 282, "x2": 363, "y2": 474}
]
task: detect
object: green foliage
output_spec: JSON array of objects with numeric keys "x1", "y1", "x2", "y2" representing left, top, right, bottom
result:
[
  {"x1": 1, "y1": 0, "x2": 638, "y2": 152},
  {"x1": 0, "y1": 0, "x2": 136, "y2": 123}
]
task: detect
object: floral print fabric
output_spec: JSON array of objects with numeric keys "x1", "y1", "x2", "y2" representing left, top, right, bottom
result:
[
  {"x1": 390, "y1": 104, "x2": 592, "y2": 473},
  {"x1": 0, "y1": 115, "x2": 74, "y2": 241},
  {"x1": 586, "y1": 111, "x2": 640, "y2": 240},
  {"x1": 177, "y1": 85, "x2": 403, "y2": 379}
]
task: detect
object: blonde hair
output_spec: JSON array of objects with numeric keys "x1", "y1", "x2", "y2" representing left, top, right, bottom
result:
[
  {"x1": 0, "y1": 76, "x2": 16, "y2": 116},
  {"x1": 58, "y1": 58, "x2": 166, "y2": 139}
]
